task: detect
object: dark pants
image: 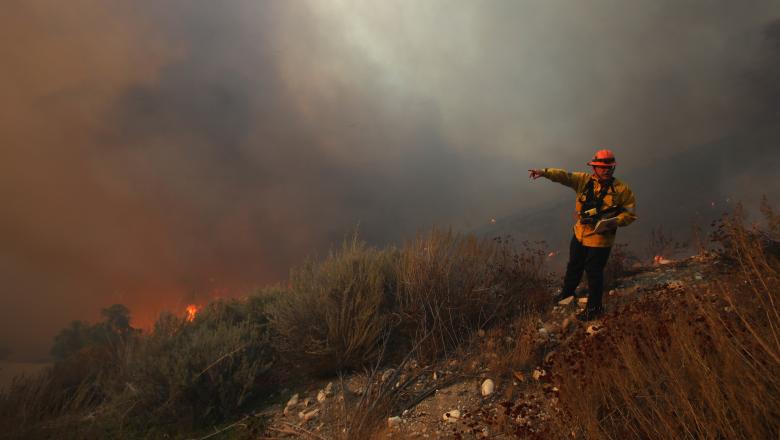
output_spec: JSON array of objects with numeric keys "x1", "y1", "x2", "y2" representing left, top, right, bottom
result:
[{"x1": 561, "y1": 236, "x2": 612, "y2": 313}]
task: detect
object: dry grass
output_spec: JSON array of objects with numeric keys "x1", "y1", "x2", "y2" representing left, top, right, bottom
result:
[
  {"x1": 269, "y1": 234, "x2": 398, "y2": 374},
  {"x1": 271, "y1": 229, "x2": 551, "y2": 373},
  {"x1": 552, "y1": 209, "x2": 780, "y2": 439},
  {"x1": 334, "y1": 335, "x2": 433, "y2": 440},
  {"x1": 396, "y1": 230, "x2": 550, "y2": 363}
]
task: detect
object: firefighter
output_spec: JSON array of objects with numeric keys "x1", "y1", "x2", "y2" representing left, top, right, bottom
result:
[{"x1": 528, "y1": 149, "x2": 637, "y2": 321}]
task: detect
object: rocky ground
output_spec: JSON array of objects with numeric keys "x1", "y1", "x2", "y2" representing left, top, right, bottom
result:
[{"x1": 253, "y1": 253, "x2": 718, "y2": 439}]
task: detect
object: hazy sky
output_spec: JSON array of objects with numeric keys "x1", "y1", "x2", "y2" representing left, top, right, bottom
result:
[{"x1": 2, "y1": 0, "x2": 779, "y2": 358}]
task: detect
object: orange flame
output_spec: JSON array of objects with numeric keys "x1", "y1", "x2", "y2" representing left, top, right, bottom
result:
[
  {"x1": 185, "y1": 304, "x2": 200, "y2": 322},
  {"x1": 653, "y1": 255, "x2": 672, "y2": 265}
]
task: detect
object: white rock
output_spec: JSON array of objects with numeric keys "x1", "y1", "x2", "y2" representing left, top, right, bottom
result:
[
  {"x1": 381, "y1": 368, "x2": 395, "y2": 382},
  {"x1": 481, "y1": 379, "x2": 495, "y2": 396},
  {"x1": 302, "y1": 409, "x2": 319, "y2": 421},
  {"x1": 557, "y1": 296, "x2": 574, "y2": 306},
  {"x1": 532, "y1": 368, "x2": 546, "y2": 380},
  {"x1": 586, "y1": 324, "x2": 603, "y2": 336},
  {"x1": 443, "y1": 409, "x2": 461, "y2": 422},
  {"x1": 387, "y1": 416, "x2": 402, "y2": 428},
  {"x1": 317, "y1": 390, "x2": 327, "y2": 403}
]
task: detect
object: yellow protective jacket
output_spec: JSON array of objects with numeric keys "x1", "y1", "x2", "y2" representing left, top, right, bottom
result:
[{"x1": 542, "y1": 168, "x2": 637, "y2": 247}]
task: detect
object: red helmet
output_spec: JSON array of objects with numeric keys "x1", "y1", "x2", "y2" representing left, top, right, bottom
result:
[{"x1": 587, "y1": 149, "x2": 617, "y2": 167}]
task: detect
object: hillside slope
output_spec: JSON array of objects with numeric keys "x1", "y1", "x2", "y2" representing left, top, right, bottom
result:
[{"x1": 258, "y1": 236, "x2": 779, "y2": 439}]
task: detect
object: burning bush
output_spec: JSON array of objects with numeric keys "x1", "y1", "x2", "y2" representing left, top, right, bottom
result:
[
  {"x1": 0, "y1": 291, "x2": 281, "y2": 438},
  {"x1": 120, "y1": 295, "x2": 278, "y2": 432}
]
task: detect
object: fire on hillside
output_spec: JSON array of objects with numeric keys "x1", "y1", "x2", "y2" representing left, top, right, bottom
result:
[{"x1": 185, "y1": 304, "x2": 200, "y2": 322}]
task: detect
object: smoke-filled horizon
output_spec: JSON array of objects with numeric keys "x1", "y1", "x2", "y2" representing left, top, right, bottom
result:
[{"x1": 2, "y1": 0, "x2": 780, "y2": 359}]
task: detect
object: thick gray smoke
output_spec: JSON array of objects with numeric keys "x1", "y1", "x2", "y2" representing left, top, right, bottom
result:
[{"x1": 1, "y1": 0, "x2": 779, "y2": 359}]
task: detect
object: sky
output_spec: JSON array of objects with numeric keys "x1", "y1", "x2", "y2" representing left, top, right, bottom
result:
[{"x1": 2, "y1": 0, "x2": 780, "y2": 359}]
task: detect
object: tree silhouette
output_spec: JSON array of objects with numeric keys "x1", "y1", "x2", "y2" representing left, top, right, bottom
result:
[
  {"x1": 50, "y1": 304, "x2": 139, "y2": 360},
  {"x1": 101, "y1": 304, "x2": 132, "y2": 335}
]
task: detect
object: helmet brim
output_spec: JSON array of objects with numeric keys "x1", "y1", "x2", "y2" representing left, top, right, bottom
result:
[{"x1": 588, "y1": 161, "x2": 617, "y2": 167}]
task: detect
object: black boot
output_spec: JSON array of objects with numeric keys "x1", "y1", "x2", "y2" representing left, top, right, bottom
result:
[{"x1": 577, "y1": 307, "x2": 603, "y2": 322}]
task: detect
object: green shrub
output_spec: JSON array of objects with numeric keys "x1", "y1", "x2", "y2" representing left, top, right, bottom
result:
[
  {"x1": 0, "y1": 291, "x2": 280, "y2": 438},
  {"x1": 121, "y1": 294, "x2": 278, "y2": 431},
  {"x1": 270, "y1": 235, "x2": 398, "y2": 374},
  {"x1": 0, "y1": 305, "x2": 139, "y2": 438}
]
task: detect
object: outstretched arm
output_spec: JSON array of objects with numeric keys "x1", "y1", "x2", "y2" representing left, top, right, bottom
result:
[{"x1": 528, "y1": 168, "x2": 587, "y2": 191}]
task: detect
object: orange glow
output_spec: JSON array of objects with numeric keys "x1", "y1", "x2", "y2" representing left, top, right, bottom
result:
[
  {"x1": 653, "y1": 255, "x2": 672, "y2": 265},
  {"x1": 186, "y1": 304, "x2": 200, "y2": 322}
]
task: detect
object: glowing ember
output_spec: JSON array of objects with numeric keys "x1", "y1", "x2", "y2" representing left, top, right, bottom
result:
[
  {"x1": 185, "y1": 304, "x2": 200, "y2": 322},
  {"x1": 548, "y1": 251, "x2": 556, "y2": 257},
  {"x1": 653, "y1": 255, "x2": 672, "y2": 265}
]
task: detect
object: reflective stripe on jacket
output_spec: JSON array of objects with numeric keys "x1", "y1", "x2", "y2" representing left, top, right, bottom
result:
[{"x1": 542, "y1": 168, "x2": 637, "y2": 247}]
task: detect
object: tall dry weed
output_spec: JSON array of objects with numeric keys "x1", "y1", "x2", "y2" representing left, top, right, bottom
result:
[
  {"x1": 270, "y1": 234, "x2": 398, "y2": 374},
  {"x1": 396, "y1": 230, "x2": 549, "y2": 362},
  {"x1": 553, "y1": 207, "x2": 780, "y2": 439}
]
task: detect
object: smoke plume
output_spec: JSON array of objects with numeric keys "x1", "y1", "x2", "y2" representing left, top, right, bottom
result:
[{"x1": 1, "y1": 0, "x2": 779, "y2": 358}]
